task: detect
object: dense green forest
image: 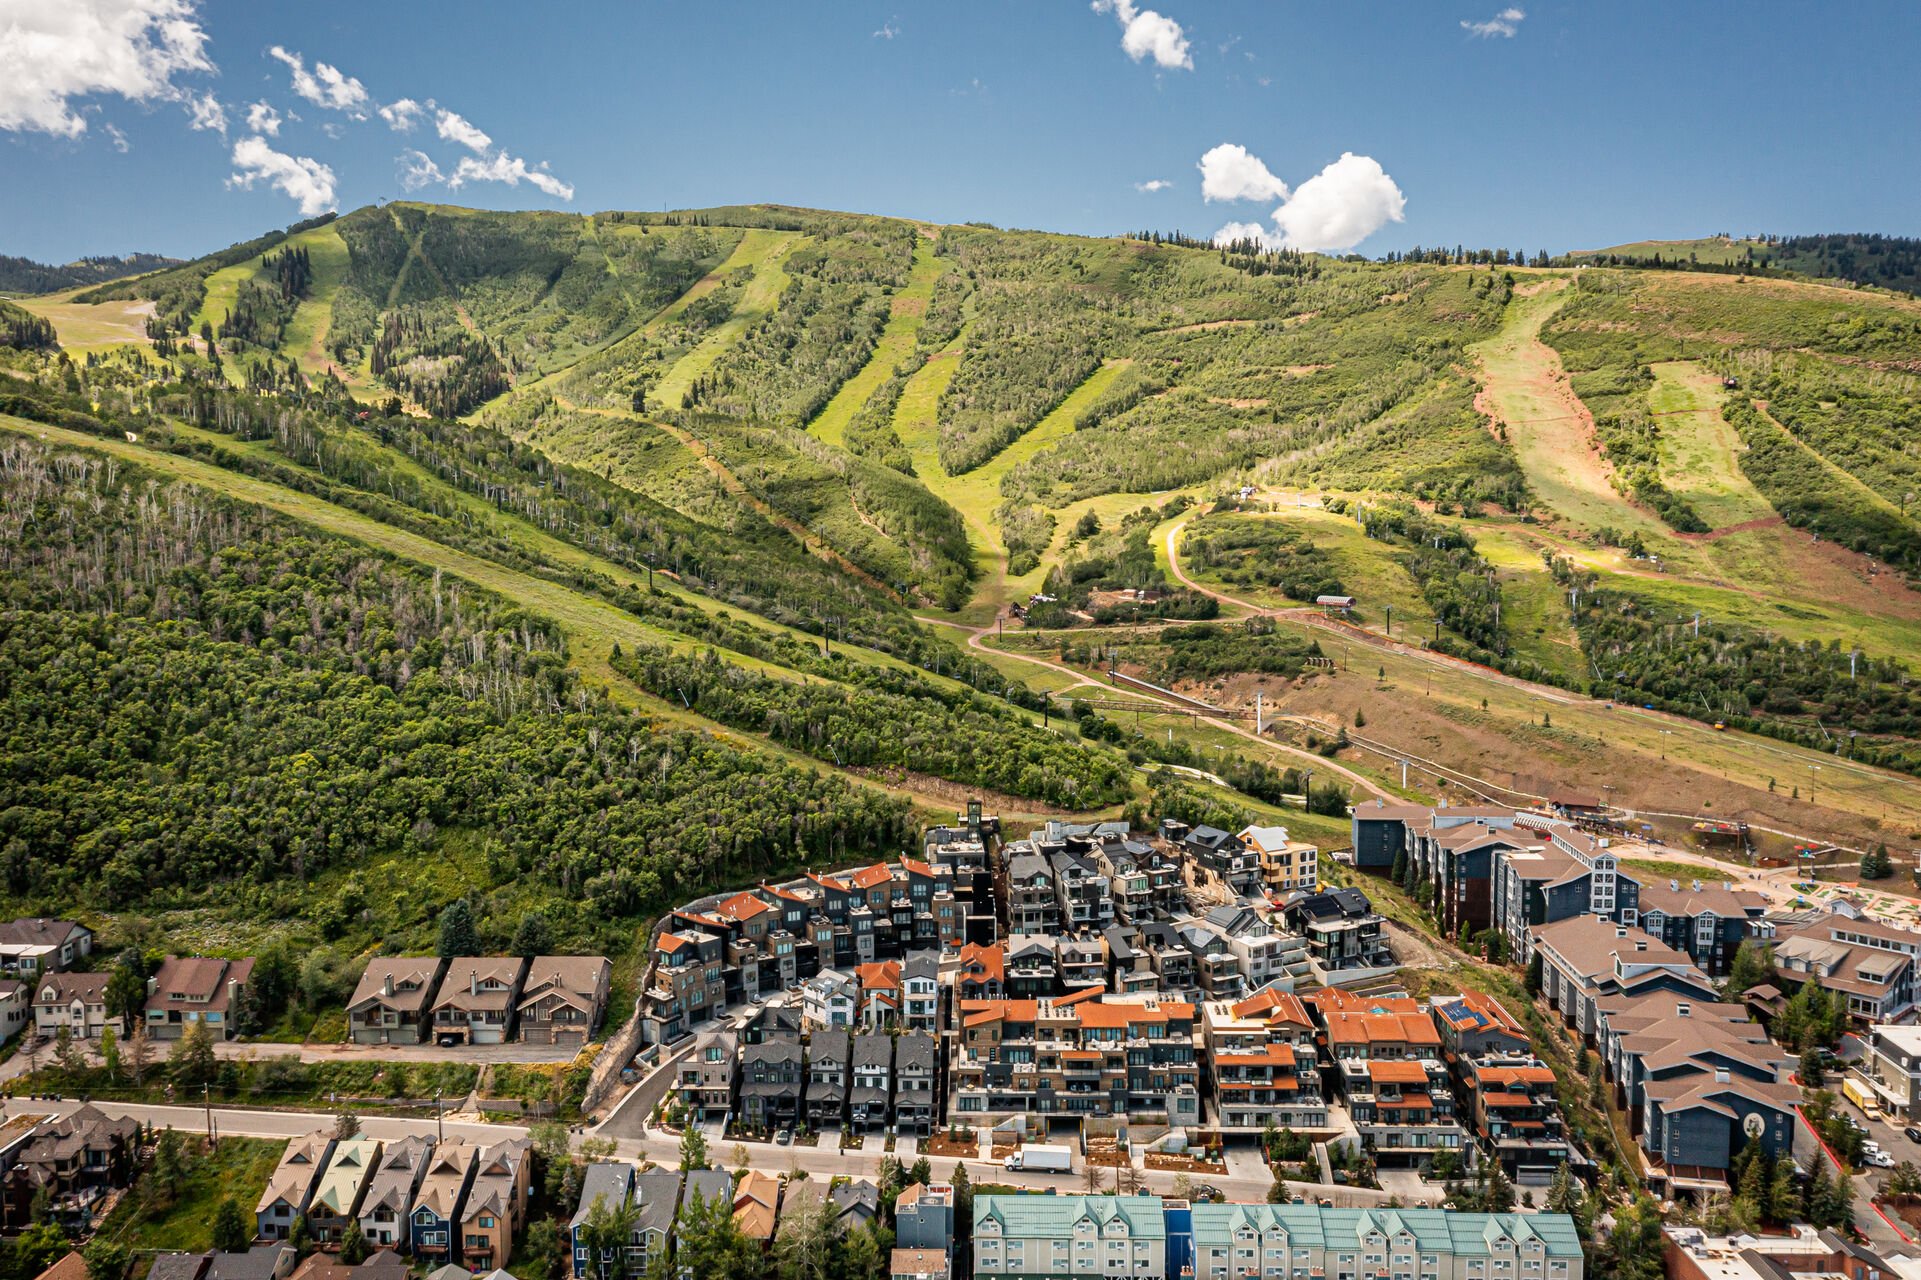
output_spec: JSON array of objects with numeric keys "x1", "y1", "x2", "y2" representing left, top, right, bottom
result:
[
  {"x1": 0, "y1": 434, "x2": 913, "y2": 916},
  {"x1": 614, "y1": 644, "x2": 1130, "y2": 808},
  {"x1": 0, "y1": 300, "x2": 57, "y2": 352},
  {"x1": 0, "y1": 251, "x2": 176, "y2": 295}
]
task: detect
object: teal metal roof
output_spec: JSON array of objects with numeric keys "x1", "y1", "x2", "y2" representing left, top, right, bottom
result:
[
  {"x1": 974, "y1": 1194, "x2": 1168, "y2": 1239},
  {"x1": 1187, "y1": 1206, "x2": 1582, "y2": 1258}
]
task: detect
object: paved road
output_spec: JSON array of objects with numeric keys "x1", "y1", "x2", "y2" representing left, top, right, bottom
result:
[{"x1": 0, "y1": 1096, "x2": 1436, "y2": 1207}]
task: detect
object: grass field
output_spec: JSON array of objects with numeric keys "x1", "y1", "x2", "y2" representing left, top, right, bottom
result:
[
  {"x1": 648, "y1": 229, "x2": 798, "y2": 412},
  {"x1": 280, "y1": 221, "x2": 355, "y2": 383},
  {"x1": 97, "y1": 1136, "x2": 285, "y2": 1251},
  {"x1": 1571, "y1": 237, "x2": 1761, "y2": 266},
  {"x1": 808, "y1": 238, "x2": 941, "y2": 447},
  {"x1": 1647, "y1": 361, "x2": 1773, "y2": 529},
  {"x1": 14, "y1": 288, "x2": 155, "y2": 353}
]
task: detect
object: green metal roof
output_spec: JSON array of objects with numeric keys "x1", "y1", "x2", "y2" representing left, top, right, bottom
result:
[
  {"x1": 974, "y1": 1194, "x2": 1168, "y2": 1239},
  {"x1": 1187, "y1": 1205, "x2": 1583, "y2": 1258}
]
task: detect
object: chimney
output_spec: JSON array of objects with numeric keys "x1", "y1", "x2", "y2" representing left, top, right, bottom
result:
[
  {"x1": 1670, "y1": 879, "x2": 1679, "y2": 892},
  {"x1": 1676, "y1": 1002, "x2": 1691, "y2": 1017},
  {"x1": 1714, "y1": 1069, "x2": 1728, "y2": 1083},
  {"x1": 1634, "y1": 940, "x2": 1647, "y2": 952},
  {"x1": 1691, "y1": 879, "x2": 1701, "y2": 892},
  {"x1": 1616, "y1": 927, "x2": 1628, "y2": 939},
  {"x1": 470, "y1": 969, "x2": 479, "y2": 996},
  {"x1": 382, "y1": 972, "x2": 395, "y2": 997}
]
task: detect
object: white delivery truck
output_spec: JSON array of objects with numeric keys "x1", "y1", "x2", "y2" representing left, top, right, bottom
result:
[{"x1": 1004, "y1": 1143, "x2": 1074, "y2": 1173}]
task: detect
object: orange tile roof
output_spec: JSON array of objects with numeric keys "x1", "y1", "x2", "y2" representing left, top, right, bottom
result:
[
  {"x1": 717, "y1": 892, "x2": 772, "y2": 921},
  {"x1": 1230, "y1": 989, "x2": 1313, "y2": 1026},
  {"x1": 1476, "y1": 1065, "x2": 1557, "y2": 1088},
  {"x1": 857, "y1": 961, "x2": 901, "y2": 990},
  {"x1": 1324, "y1": 1010, "x2": 1442, "y2": 1048},
  {"x1": 1367, "y1": 1060, "x2": 1432, "y2": 1085},
  {"x1": 1480, "y1": 1092, "x2": 1540, "y2": 1108},
  {"x1": 1055, "y1": 986, "x2": 1108, "y2": 1007},
  {"x1": 1159, "y1": 1000, "x2": 1195, "y2": 1019},
  {"x1": 658, "y1": 933, "x2": 691, "y2": 954},
  {"x1": 848, "y1": 864, "x2": 894, "y2": 891},
  {"x1": 1434, "y1": 989, "x2": 1524, "y2": 1034},
  {"x1": 958, "y1": 944, "x2": 1004, "y2": 984},
  {"x1": 901, "y1": 858, "x2": 937, "y2": 878},
  {"x1": 761, "y1": 882, "x2": 811, "y2": 903},
  {"x1": 1219, "y1": 1045, "x2": 1296, "y2": 1067}
]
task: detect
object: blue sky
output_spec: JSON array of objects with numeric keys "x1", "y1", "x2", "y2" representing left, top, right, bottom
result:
[{"x1": 3, "y1": 0, "x2": 1917, "y2": 263}]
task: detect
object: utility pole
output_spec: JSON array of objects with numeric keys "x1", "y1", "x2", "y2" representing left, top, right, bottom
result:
[
  {"x1": 1385, "y1": 605, "x2": 1392, "y2": 639},
  {"x1": 435, "y1": 1088, "x2": 444, "y2": 1144},
  {"x1": 204, "y1": 1083, "x2": 217, "y2": 1148},
  {"x1": 1255, "y1": 691, "x2": 1263, "y2": 736}
]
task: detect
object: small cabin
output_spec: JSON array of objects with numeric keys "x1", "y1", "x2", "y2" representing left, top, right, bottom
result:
[{"x1": 1315, "y1": 594, "x2": 1355, "y2": 616}]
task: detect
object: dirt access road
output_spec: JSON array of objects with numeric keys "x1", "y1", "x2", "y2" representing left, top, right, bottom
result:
[
  {"x1": 1163, "y1": 518, "x2": 1921, "y2": 850},
  {"x1": 916, "y1": 611, "x2": 1391, "y2": 802}
]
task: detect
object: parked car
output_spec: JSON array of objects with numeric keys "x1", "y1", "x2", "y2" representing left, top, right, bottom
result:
[
  {"x1": 1866, "y1": 1152, "x2": 1895, "y2": 1169},
  {"x1": 1905, "y1": 1125, "x2": 1921, "y2": 1144},
  {"x1": 1189, "y1": 1183, "x2": 1224, "y2": 1203},
  {"x1": 775, "y1": 1129, "x2": 792, "y2": 1146}
]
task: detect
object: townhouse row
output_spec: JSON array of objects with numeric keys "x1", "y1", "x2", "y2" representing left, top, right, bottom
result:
[
  {"x1": 32, "y1": 954, "x2": 256, "y2": 1042},
  {"x1": 1528, "y1": 912, "x2": 1800, "y2": 1194},
  {"x1": 571, "y1": 1168, "x2": 956, "y2": 1280},
  {"x1": 347, "y1": 954, "x2": 611, "y2": 1046},
  {"x1": 1352, "y1": 803, "x2": 1771, "y2": 977},
  {"x1": 643, "y1": 813, "x2": 1376, "y2": 1050},
  {"x1": 970, "y1": 1196, "x2": 1585, "y2": 1280},
  {"x1": 678, "y1": 1007, "x2": 940, "y2": 1135},
  {"x1": 254, "y1": 1131, "x2": 532, "y2": 1271}
]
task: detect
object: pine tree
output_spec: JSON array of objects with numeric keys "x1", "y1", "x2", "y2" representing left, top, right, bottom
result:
[
  {"x1": 1767, "y1": 1161, "x2": 1800, "y2": 1224},
  {"x1": 437, "y1": 898, "x2": 479, "y2": 958},
  {"x1": 212, "y1": 1197, "x2": 252, "y2": 1252}
]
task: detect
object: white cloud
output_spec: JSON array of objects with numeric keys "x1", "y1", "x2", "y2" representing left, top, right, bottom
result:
[
  {"x1": 104, "y1": 122, "x2": 130, "y2": 152},
  {"x1": 185, "y1": 88, "x2": 224, "y2": 134},
  {"x1": 397, "y1": 149, "x2": 443, "y2": 191},
  {"x1": 1091, "y1": 0, "x2": 1191, "y2": 70},
  {"x1": 1198, "y1": 142, "x2": 1288, "y2": 203},
  {"x1": 450, "y1": 151, "x2": 574, "y2": 200},
  {"x1": 1462, "y1": 7, "x2": 1525, "y2": 37},
  {"x1": 1135, "y1": 179, "x2": 1172, "y2": 193},
  {"x1": 0, "y1": 0, "x2": 213, "y2": 138},
  {"x1": 378, "y1": 97, "x2": 425, "y2": 131},
  {"x1": 245, "y1": 101, "x2": 280, "y2": 136},
  {"x1": 435, "y1": 108, "x2": 492, "y2": 154},
  {"x1": 873, "y1": 19, "x2": 899, "y2": 39},
  {"x1": 1210, "y1": 221, "x2": 1270, "y2": 248},
  {"x1": 268, "y1": 45, "x2": 369, "y2": 116},
  {"x1": 229, "y1": 134, "x2": 337, "y2": 216},
  {"x1": 1204, "y1": 148, "x2": 1406, "y2": 254}
]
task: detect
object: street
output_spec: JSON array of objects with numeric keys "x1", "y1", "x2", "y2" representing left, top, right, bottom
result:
[{"x1": 0, "y1": 1096, "x2": 1424, "y2": 1208}]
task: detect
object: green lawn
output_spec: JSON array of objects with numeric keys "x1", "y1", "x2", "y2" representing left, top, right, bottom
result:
[
  {"x1": 97, "y1": 1136, "x2": 285, "y2": 1251},
  {"x1": 808, "y1": 239, "x2": 941, "y2": 447},
  {"x1": 1647, "y1": 361, "x2": 1773, "y2": 529},
  {"x1": 648, "y1": 229, "x2": 798, "y2": 412},
  {"x1": 281, "y1": 222, "x2": 355, "y2": 382}
]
